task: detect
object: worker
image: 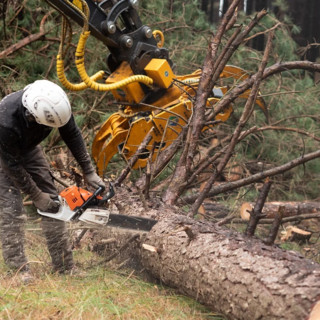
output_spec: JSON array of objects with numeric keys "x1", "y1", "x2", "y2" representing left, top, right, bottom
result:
[{"x1": 0, "y1": 79, "x2": 105, "y2": 281}]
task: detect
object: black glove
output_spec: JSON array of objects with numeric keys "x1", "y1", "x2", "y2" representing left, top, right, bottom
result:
[
  {"x1": 32, "y1": 192, "x2": 60, "y2": 213},
  {"x1": 84, "y1": 172, "x2": 105, "y2": 190}
]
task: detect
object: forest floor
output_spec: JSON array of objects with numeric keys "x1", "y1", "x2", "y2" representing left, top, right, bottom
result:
[
  {"x1": 0, "y1": 217, "x2": 225, "y2": 320},
  {"x1": 1, "y1": 186, "x2": 319, "y2": 320}
]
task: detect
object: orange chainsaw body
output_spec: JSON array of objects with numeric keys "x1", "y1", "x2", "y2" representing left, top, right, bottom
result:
[{"x1": 60, "y1": 186, "x2": 102, "y2": 211}]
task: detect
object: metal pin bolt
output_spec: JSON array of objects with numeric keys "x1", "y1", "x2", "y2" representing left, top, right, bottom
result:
[
  {"x1": 126, "y1": 38, "x2": 133, "y2": 48},
  {"x1": 121, "y1": 36, "x2": 133, "y2": 48},
  {"x1": 143, "y1": 26, "x2": 153, "y2": 38},
  {"x1": 107, "y1": 22, "x2": 116, "y2": 34}
]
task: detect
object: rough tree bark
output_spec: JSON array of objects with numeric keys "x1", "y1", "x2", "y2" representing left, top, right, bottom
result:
[{"x1": 139, "y1": 214, "x2": 320, "y2": 320}]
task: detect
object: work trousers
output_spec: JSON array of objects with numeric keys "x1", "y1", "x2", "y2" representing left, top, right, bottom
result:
[{"x1": 0, "y1": 146, "x2": 73, "y2": 273}]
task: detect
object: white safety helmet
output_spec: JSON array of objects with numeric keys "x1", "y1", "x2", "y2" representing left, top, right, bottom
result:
[{"x1": 22, "y1": 80, "x2": 71, "y2": 128}]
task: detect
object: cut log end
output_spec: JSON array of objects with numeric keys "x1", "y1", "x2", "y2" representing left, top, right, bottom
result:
[
  {"x1": 309, "y1": 300, "x2": 320, "y2": 320},
  {"x1": 142, "y1": 243, "x2": 158, "y2": 253},
  {"x1": 240, "y1": 202, "x2": 253, "y2": 220},
  {"x1": 281, "y1": 226, "x2": 312, "y2": 243}
]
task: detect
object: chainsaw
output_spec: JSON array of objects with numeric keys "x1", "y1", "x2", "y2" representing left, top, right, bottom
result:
[{"x1": 38, "y1": 184, "x2": 157, "y2": 232}]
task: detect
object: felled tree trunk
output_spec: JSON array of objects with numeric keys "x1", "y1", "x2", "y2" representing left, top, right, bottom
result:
[
  {"x1": 240, "y1": 201, "x2": 320, "y2": 220},
  {"x1": 140, "y1": 215, "x2": 320, "y2": 320}
]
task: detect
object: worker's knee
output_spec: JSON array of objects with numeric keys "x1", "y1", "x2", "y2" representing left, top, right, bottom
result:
[
  {"x1": 41, "y1": 216, "x2": 69, "y2": 248},
  {"x1": 41, "y1": 216, "x2": 66, "y2": 234},
  {"x1": 0, "y1": 184, "x2": 23, "y2": 214},
  {"x1": 0, "y1": 197, "x2": 24, "y2": 223},
  {"x1": 0, "y1": 205, "x2": 27, "y2": 271}
]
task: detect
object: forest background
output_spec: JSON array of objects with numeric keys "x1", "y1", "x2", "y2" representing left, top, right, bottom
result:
[{"x1": 1, "y1": 0, "x2": 319, "y2": 202}]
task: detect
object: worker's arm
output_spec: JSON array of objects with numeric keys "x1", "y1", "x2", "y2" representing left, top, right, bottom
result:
[
  {"x1": 58, "y1": 115, "x2": 95, "y2": 174},
  {"x1": 59, "y1": 116, "x2": 105, "y2": 188}
]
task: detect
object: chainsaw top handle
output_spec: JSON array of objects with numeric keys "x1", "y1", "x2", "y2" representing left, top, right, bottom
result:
[{"x1": 96, "y1": 183, "x2": 115, "y2": 205}]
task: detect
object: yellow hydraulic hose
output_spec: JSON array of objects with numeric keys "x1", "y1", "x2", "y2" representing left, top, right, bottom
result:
[
  {"x1": 54, "y1": 0, "x2": 108, "y2": 91},
  {"x1": 56, "y1": 54, "x2": 105, "y2": 91},
  {"x1": 54, "y1": 0, "x2": 95, "y2": 91},
  {"x1": 75, "y1": 31, "x2": 154, "y2": 92},
  {"x1": 55, "y1": 0, "x2": 153, "y2": 92},
  {"x1": 153, "y1": 30, "x2": 164, "y2": 48}
]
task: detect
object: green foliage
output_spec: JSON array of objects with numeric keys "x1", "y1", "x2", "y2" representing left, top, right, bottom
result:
[
  {"x1": 272, "y1": 0, "x2": 289, "y2": 15},
  {"x1": 230, "y1": 13, "x2": 299, "y2": 66},
  {"x1": 1, "y1": 1, "x2": 56, "y2": 89}
]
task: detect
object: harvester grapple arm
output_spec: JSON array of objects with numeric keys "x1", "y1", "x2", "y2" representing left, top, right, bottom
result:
[
  {"x1": 47, "y1": 0, "x2": 171, "y2": 73},
  {"x1": 47, "y1": 0, "x2": 268, "y2": 176}
]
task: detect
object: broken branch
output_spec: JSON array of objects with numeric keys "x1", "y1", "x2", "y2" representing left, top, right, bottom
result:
[
  {"x1": 0, "y1": 13, "x2": 51, "y2": 59},
  {"x1": 245, "y1": 178, "x2": 272, "y2": 236}
]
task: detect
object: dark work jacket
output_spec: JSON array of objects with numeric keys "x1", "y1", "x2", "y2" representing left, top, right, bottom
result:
[{"x1": 0, "y1": 90, "x2": 94, "y2": 197}]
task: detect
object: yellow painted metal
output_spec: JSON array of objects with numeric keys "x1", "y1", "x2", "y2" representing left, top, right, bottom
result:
[
  {"x1": 95, "y1": 129, "x2": 128, "y2": 176},
  {"x1": 144, "y1": 59, "x2": 174, "y2": 88},
  {"x1": 219, "y1": 65, "x2": 250, "y2": 80},
  {"x1": 98, "y1": 96, "x2": 231, "y2": 171},
  {"x1": 92, "y1": 113, "x2": 129, "y2": 176},
  {"x1": 123, "y1": 100, "x2": 192, "y2": 169},
  {"x1": 92, "y1": 64, "x2": 268, "y2": 174},
  {"x1": 106, "y1": 62, "x2": 146, "y2": 103}
]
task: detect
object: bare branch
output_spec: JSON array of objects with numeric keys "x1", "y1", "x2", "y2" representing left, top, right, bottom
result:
[
  {"x1": 245, "y1": 178, "x2": 272, "y2": 236},
  {"x1": 115, "y1": 129, "x2": 154, "y2": 187},
  {"x1": 263, "y1": 206, "x2": 284, "y2": 245},
  {"x1": 244, "y1": 22, "x2": 281, "y2": 42},
  {"x1": 256, "y1": 126, "x2": 320, "y2": 142},
  {"x1": 0, "y1": 13, "x2": 52, "y2": 59},
  {"x1": 189, "y1": 29, "x2": 275, "y2": 216},
  {"x1": 181, "y1": 148, "x2": 320, "y2": 204}
]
